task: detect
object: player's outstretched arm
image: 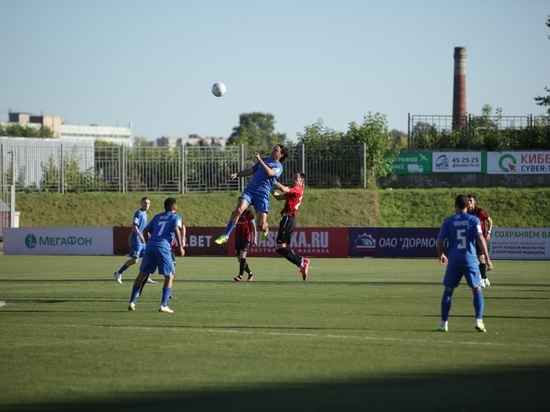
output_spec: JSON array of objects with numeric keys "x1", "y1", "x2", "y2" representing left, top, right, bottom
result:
[
  {"x1": 274, "y1": 180, "x2": 290, "y2": 193},
  {"x1": 253, "y1": 153, "x2": 277, "y2": 177},
  {"x1": 230, "y1": 167, "x2": 254, "y2": 180}
]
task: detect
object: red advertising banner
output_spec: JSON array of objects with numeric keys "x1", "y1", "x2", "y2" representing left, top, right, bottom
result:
[
  {"x1": 113, "y1": 226, "x2": 133, "y2": 255},
  {"x1": 113, "y1": 227, "x2": 228, "y2": 256},
  {"x1": 237, "y1": 227, "x2": 349, "y2": 257}
]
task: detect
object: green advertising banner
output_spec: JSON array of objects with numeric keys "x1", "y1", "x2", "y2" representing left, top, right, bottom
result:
[{"x1": 391, "y1": 152, "x2": 432, "y2": 175}]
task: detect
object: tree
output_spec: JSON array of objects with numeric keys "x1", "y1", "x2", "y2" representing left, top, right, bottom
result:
[
  {"x1": 296, "y1": 119, "x2": 347, "y2": 188},
  {"x1": 389, "y1": 128, "x2": 408, "y2": 149},
  {"x1": 0, "y1": 123, "x2": 54, "y2": 138},
  {"x1": 410, "y1": 121, "x2": 439, "y2": 149},
  {"x1": 467, "y1": 104, "x2": 504, "y2": 150},
  {"x1": 534, "y1": 87, "x2": 550, "y2": 115},
  {"x1": 133, "y1": 136, "x2": 154, "y2": 147},
  {"x1": 343, "y1": 112, "x2": 399, "y2": 188},
  {"x1": 228, "y1": 112, "x2": 286, "y2": 151},
  {"x1": 534, "y1": 16, "x2": 550, "y2": 115},
  {"x1": 296, "y1": 119, "x2": 344, "y2": 145}
]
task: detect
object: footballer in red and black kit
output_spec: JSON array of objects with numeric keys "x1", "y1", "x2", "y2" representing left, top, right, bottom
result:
[
  {"x1": 468, "y1": 194, "x2": 494, "y2": 287},
  {"x1": 233, "y1": 209, "x2": 257, "y2": 282},
  {"x1": 271, "y1": 172, "x2": 310, "y2": 281}
]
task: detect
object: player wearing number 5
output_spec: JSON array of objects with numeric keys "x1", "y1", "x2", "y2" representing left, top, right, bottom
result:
[
  {"x1": 128, "y1": 198, "x2": 185, "y2": 313},
  {"x1": 436, "y1": 194, "x2": 494, "y2": 333}
]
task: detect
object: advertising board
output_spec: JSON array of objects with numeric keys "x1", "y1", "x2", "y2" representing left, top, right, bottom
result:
[{"x1": 4, "y1": 227, "x2": 113, "y2": 255}]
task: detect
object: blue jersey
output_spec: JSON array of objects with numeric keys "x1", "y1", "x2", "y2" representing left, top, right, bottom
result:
[
  {"x1": 247, "y1": 157, "x2": 283, "y2": 197},
  {"x1": 131, "y1": 209, "x2": 147, "y2": 245},
  {"x1": 438, "y1": 212, "x2": 482, "y2": 267},
  {"x1": 144, "y1": 211, "x2": 183, "y2": 249}
]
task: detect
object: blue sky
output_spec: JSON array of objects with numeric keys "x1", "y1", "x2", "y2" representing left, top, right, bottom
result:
[{"x1": 1, "y1": 0, "x2": 548, "y2": 142}]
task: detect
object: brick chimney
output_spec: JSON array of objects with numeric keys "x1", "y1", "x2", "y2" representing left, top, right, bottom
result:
[{"x1": 452, "y1": 47, "x2": 467, "y2": 129}]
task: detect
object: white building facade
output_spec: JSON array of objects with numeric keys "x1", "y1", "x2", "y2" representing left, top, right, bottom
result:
[{"x1": 2, "y1": 112, "x2": 132, "y2": 146}]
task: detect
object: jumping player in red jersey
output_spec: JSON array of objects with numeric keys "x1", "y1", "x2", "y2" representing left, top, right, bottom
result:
[
  {"x1": 468, "y1": 194, "x2": 494, "y2": 287},
  {"x1": 233, "y1": 209, "x2": 257, "y2": 282},
  {"x1": 271, "y1": 172, "x2": 310, "y2": 280}
]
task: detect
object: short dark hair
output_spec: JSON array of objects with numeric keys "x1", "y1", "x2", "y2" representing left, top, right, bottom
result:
[
  {"x1": 467, "y1": 194, "x2": 476, "y2": 200},
  {"x1": 278, "y1": 144, "x2": 289, "y2": 162},
  {"x1": 164, "y1": 197, "x2": 177, "y2": 211},
  {"x1": 455, "y1": 194, "x2": 469, "y2": 209}
]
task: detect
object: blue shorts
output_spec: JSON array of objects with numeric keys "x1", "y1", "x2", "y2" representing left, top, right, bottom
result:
[
  {"x1": 139, "y1": 246, "x2": 175, "y2": 276},
  {"x1": 240, "y1": 190, "x2": 270, "y2": 214},
  {"x1": 443, "y1": 264, "x2": 482, "y2": 288},
  {"x1": 129, "y1": 242, "x2": 146, "y2": 259}
]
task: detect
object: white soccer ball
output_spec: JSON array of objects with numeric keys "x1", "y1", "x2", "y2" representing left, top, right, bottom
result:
[{"x1": 211, "y1": 82, "x2": 227, "y2": 97}]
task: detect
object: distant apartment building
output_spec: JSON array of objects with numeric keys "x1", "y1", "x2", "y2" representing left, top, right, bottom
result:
[
  {"x1": 3, "y1": 112, "x2": 132, "y2": 146},
  {"x1": 156, "y1": 134, "x2": 227, "y2": 148}
]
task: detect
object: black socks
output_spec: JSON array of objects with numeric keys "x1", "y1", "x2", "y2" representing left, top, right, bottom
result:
[{"x1": 276, "y1": 247, "x2": 302, "y2": 267}]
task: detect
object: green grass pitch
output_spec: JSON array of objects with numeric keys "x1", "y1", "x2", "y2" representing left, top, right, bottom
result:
[{"x1": 0, "y1": 256, "x2": 549, "y2": 411}]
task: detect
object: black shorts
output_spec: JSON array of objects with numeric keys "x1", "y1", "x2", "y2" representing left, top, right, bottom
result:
[
  {"x1": 475, "y1": 236, "x2": 489, "y2": 256},
  {"x1": 235, "y1": 240, "x2": 251, "y2": 255},
  {"x1": 276, "y1": 216, "x2": 297, "y2": 245},
  {"x1": 475, "y1": 241, "x2": 482, "y2": 256}
]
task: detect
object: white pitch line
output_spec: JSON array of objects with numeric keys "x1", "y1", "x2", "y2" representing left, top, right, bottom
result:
[{"x1": 5, "y1": 323, "x2": 549, "y2": 349}]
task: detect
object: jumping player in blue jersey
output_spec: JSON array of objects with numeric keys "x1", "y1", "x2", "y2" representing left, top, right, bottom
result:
[
  {"x1": 215, "y1": 145, "x2": 289, "y2": 245},
  {"x1": 436, "y1": 194, "x2": 494, "y2": 333},
  {"x1": 128, "y1": 197, "x2": 186, "y2": 313},
  {"x1": 113, "y1": 197, "x2": 153, "y2": 284}
]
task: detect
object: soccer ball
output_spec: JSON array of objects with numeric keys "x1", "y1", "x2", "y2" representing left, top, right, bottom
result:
[{"x1": 211, "y1": 82, "x2": 226, "y2": 97}]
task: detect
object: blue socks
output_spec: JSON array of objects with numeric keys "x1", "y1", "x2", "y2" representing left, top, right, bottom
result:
[
  {"x1": 441, "y1": 289, "x2": 484, "y2": 325},
  {"x1": 441, "y1": 290, "x2": 453, "y2": 322},
  {"x1": 473, "y1": 289, "x2": 485, "y2": 319},
  {"x1": 224, "y1": 221, "x2": 236, "y2": 237},
  {"x1": 118, "y1": 264, "x2": 129, "y2": 274},
  {"x1": 161, "y1": 288, "x2": 172, "y2": 307},
  {"x1": 130, "y1": 285, "x2": 173, "y2": 308},
  {"x1": 129, "y1": 285, "x2": 141, "y2": 303}
]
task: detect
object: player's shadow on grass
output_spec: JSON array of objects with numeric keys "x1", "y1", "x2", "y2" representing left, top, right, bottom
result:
[{"x1": 13, "y1": 364, "x2": 550, "y2": 412}]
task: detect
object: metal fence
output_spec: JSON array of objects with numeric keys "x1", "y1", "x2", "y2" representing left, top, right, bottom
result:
[
  {"x1": 0, "y1": 185, "x2": 13, "y2": 238},
  {"x1": 407, "y1": 114, "x2": 549, "y2": 149},
  {"x1": 1, "y1": 142, "x2": 369, "y2": 194}
]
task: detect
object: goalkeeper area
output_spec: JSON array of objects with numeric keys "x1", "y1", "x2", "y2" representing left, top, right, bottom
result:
[{"x1": 0, "y1": 256, "x2": 549, "y2": 411}]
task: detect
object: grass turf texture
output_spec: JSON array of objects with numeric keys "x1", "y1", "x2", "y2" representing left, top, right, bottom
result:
[{"x1": 0, "y1": 256, "x2": 549, "y2": 411}]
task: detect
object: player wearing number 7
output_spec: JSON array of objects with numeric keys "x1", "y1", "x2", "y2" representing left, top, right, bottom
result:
[
  {"x1": 127, "y1": 197, "x2": 186, "y2": 313},
  {"x1": 436, "y1": 194, "x2": 494, "y2": 333}
]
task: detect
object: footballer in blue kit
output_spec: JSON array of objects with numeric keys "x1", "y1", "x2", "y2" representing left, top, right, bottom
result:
[
  {"x1": 128, "y1": 197, "x2": 186, "y2": 313},
  {"x1": 215, "y1": 145, "x2": 289, "y2": 245},
  {"x1": 436, "y1": 194, "x2": 494, "y2": 333},
  {"x1": 113, "y1": 197, "x2": 151, "y2": 284}
]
